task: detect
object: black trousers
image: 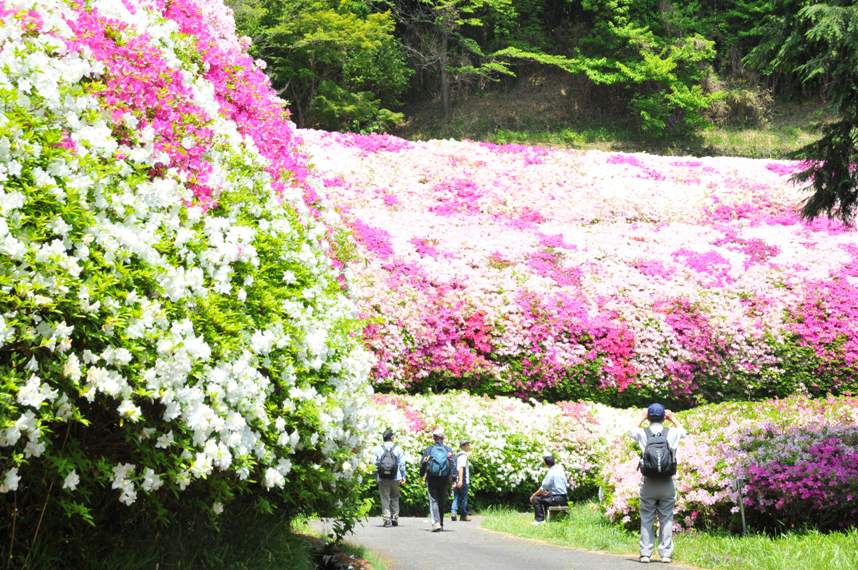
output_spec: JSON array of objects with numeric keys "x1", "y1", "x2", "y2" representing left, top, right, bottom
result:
[
  {"x1": 427, "y1": 476, "x2": 451, "y2": 526},
  {"x1": 532, "y1": 494, "x2": 568, "y2": 521}
]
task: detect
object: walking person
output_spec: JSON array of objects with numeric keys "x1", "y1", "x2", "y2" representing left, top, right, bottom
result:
[
  {"x1": 420, "y1": 428, "x2": 454, "y2": 532},
  {"x1": 451, "y1": 440, "x2": 471, "y2": 522},
  {"x1": 529, "y1": 454, "x2": 568, "y2": 524},
  {"x1": 628, "y1": 403, "x2": 686, "y2": 564},
  {"x1": 374, "y1": 428, "x2": 406, "y2": 528}
]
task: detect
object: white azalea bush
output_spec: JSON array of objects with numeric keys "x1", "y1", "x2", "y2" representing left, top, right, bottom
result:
[
  {"x1": 367, "y1": 393, "x2": 606, "y2": 512},
  {"x1": 0, "y1": 0, "x2": 372, "y2": 562}
]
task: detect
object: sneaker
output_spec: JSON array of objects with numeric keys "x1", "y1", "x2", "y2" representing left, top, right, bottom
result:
[
  {"x1": 531, "y1": 520, "x2": 545, "y2": 526},
  {"x1": 460, "y1": 516, "x2": 469, "y2": 522},
  {"x1": 639, "y1": 556, "x2": 651, "y2": 564},
  {"x1": 391, "y1": 520, "x2": 398, "y2": 527},
  {"x1": 661, "y1": 557, "x2": 672, "y2": 564},
  {"x1": 383, "y1": 520, "x2": 391, "y2": 528},
  {"x1": 432, "y1": 523, "x2": 442, "y2": 532},
  {"x1": 450, "y1": 515, "x2": 457, "y2": 521}
]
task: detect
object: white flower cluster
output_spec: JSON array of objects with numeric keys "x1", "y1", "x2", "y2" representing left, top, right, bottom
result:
[{"x1": 0, "y1": 0, "x2": 373, "y2": 520}]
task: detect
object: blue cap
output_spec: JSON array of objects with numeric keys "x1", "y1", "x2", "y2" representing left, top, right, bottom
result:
[{"x1": 647, "y1": 403, "x2": 665, "y2": 420}]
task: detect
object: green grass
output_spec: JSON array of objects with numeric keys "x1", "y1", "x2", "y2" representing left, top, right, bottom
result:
[
  {"x1": 336, "y1": 542, "x2": 388, "y2": 570},
  {"x1": 485, "y1": 121, "x2": 819, "y2": 159},
  {"x1": 481, "y1": 503, "x2": 858, "y2": 570},
  {"x1": 76, "y1": 517, "x2": 317, "y2": 570}
]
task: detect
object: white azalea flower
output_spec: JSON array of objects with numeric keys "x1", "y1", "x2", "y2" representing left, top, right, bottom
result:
[
  {"x1": 1, "y1": 468, "x2": 20, "y2": 493},
  {"x1": 63, "y1": 470, "x2": 80, "y2": 491}
]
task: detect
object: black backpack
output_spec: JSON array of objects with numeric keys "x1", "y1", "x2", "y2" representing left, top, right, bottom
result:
[
  {"x1": 377, "y1": 446, "x2": 399, "y2": 479},
  {"x1": 639, "y1": 427, "x2": 676, "y2": 479}
]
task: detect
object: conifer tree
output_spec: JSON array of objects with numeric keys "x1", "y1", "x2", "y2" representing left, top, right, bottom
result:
[{"x1": 749, "y1": 1, "x2": 858, "y2": 223}]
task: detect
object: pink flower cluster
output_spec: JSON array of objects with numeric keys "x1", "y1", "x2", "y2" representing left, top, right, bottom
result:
[
  {"x1": 67, "y1": 6, "x2": 217, "y2": 206},
  {"x1": 62, "y1": 0, "x2": 310, "y2": 211},
  {"x1": 155, "y1": 0, "x2": 312, "y2": 210},
  {"x1": 744, "y1": 438, "x2": 858, "y2": 530},
  {"x1": 302, "y1": 130, "x2": 858, "y2": 401}
]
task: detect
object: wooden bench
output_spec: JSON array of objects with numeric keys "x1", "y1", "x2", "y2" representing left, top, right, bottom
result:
[{"x1": 546, "y1": 506, "x2": 570, "y2": 522}]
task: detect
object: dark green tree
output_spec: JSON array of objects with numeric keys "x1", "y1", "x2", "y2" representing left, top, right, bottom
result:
[
  {"x1": 494, "y1": 0, "x2": 719, "y2": 136},
  {"x1": 391, "y1": 0, "x2": 516, "y2": 119},
  {"x1": 228, "y1": 0, "x2": 412, "y2": 131},
  {"x1": 748, "y1": 1, "x2": 858, "y2": 223}
]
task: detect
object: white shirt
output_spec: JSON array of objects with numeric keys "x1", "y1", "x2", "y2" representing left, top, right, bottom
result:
[
  {"x1": 628, "y1": 423, "x2": 686, "y2": 454},
  {"x1": 456, "y1": 452, "x2": 469, "y2": 485},
  {"x1": 627, "y1": 423, "x2": 686, "y2": 481}
]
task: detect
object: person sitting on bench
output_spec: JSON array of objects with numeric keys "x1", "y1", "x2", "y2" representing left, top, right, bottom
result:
[{"x1": 529, "y1": 454, "x2": 568, "y2": 524}]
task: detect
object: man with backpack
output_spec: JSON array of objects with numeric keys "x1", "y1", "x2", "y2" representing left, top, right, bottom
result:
[
  {"x1": 419, "y1": 428, "x2": 454, "y2": 532},
  {"x1": 374, "y1": 428, "x2": 406, "y2": 528},
  {"x1": 628, "y1": 403, "x2": 686, "y2": 564}
]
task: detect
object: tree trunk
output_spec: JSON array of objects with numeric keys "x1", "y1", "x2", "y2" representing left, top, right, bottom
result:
[{"x1": 440, "y1": 28, "x2": 450, "y2": 120}]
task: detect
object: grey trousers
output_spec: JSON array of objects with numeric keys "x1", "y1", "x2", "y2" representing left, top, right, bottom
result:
[
  {"x1": 639, "y1": 478, "x2": 675, "y2": 558},
  {"x1": 378, "y1": 479, "x2": 401, "y2": 523}
]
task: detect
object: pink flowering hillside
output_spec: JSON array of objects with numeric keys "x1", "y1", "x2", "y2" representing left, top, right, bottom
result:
[{"x1": 303, "y1": 130, "x2": 858, "y2": 404}]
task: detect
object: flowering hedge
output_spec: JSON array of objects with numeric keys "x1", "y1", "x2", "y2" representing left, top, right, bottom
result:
[
  {"x1": 367, "y1": 394, "x2": 858, "y2": 531},
  {"x1": 366, "y1": 393, "x2": 606, "y2": 512},
  {"x1": 369, "y1": 394, "x2": 858, "y2": 530},
  {"x1": 601, "y1": 395, "x2": 858, "y2": 531},
  {"x1": 0, "y1": 0, "x2": 372, "y2": 559},
  {"x1": 303, "y1": 129, "x2": 858, "y2": 403}
]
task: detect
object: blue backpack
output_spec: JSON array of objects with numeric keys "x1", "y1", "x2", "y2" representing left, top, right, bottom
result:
[{"x1": 427, "y1": 444, "x2": 451, "y2": 478}]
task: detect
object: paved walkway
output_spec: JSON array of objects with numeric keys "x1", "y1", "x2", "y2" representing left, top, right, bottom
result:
[{"x1": 314, "y1": 516, "x2": 682, "y2": 570}]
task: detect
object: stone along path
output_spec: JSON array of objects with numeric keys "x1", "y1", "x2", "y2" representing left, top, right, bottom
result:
[{"x1": 315, "y1": 516, "x2": 684, "y2": 570}]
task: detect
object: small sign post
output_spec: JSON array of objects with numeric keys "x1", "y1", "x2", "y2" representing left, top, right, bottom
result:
[{"x1": 734, "y1": 477, "x2": 747, "y2": 536}]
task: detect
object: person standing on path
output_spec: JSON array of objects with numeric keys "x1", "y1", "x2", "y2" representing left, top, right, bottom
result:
[
  {"x1": 374, "y1": 428, "x2": 407, "y2": 528},
  {"x1": 529, "y1": 454, "x2": 568, "y2": 524},
  {"x1": 451, "y1": 440, "x2": 471, "y2": 522},
  {"x1": 627, "y1": 403, "x2": 687, "y2": 564},
  {"x1": 420, "y1": 428, "x2": 454, "y2": 532}
]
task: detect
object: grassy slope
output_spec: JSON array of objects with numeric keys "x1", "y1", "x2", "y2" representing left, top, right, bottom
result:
[
  {"x1": 401, "y1": 75, "x2": 823, "y2": 159},
  {"x1": 481, "y1": 503, "x2": 858, "y2": 570},
  {"x1": 87, "y1": 525, "x2": 316, "y2": 570}
]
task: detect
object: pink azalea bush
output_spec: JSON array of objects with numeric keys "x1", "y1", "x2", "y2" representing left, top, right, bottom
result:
[
  {"x1": 303, "y1": 129, "x2": 858, "y2": 403},
  {"x1": 744, "y1": 438, "x2": 858, "y2": 531},
  {"x1": 601, "y1": 396, "x2": 858, "y2": 531}
]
